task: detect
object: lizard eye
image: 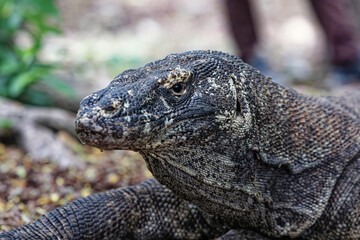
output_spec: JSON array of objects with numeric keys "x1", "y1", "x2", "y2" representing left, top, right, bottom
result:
[
  {"x1": 171, "y1": 83, "x2": 185, "y2": 95},
  {"x1": 104, "y1": 106, "x2": 116, "y2": 113}
]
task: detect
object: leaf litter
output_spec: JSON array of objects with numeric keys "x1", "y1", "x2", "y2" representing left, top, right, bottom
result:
[{"x1": 0, "y1": 141, "x2": 150, "y2": 232}]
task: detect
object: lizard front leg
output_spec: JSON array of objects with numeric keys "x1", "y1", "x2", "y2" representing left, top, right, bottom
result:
[{"x1": 0, "y1": 178, "x2": 228, "y2": 240}]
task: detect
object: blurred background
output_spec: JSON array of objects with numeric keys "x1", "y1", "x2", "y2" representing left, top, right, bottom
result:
[{"x1": 1, "y1": 0, "x2": 359, "y2": 231}]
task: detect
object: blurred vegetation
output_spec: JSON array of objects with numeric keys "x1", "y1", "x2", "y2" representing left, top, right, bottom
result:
[
  {"x1": 0, "y1": 0, "x2": 75, "y2": 106},
  {"x1": 0, "y1": 117, "x2": 12, "y2": 131}
]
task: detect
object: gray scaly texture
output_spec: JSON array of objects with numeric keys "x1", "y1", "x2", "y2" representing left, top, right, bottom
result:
[{"x1": 1, "y1": 50, "x2": 360, "y2": 239}]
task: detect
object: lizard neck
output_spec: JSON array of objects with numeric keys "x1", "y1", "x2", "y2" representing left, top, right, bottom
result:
[
  {"x1": 140, "y1": 144, "x2": 268, "y2": 228},
  {"x1": 233, "y1": 71, "x2": 360, "y2": 236},
  {"x1": 245, "y1": 74, "x2": 360, "y2": 173}
]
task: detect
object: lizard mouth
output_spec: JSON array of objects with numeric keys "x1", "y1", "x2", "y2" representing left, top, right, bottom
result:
[
  {"x1": 76, "y1": 130, "x2": 104, "y2": 147},
  {"x1": 75, "y1": 116, "x2": 124, "y2": 150},
  {"x1": 76, "y1": 132, "x2": 123, "y2": 152},
  {"x1": 75, "y1": 107, "x2": 217, "y2": 151}
]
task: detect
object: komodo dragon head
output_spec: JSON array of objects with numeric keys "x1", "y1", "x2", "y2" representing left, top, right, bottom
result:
[
  {"x1": 75, "y1": 50, "x2": 251, "y2": 152},
  {"x1": 75, "y1": 50, "x2": 360, "y2": 238}
]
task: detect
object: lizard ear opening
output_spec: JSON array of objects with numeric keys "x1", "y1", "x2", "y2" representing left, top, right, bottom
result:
[
  {"x1": 230, "y1": 74, "x2": 241, "y2": 117},
  {"x1": 230, "y1": 74, "x2": 249, "y2": 119},
  {"x1": 236, "y1": 100, "x2": 241, "y2": 114},
  {"x1": 236, "y1": 99, "x2": 242, "y2": 117},
  {"x1": 230, "y1": 73, "x2": 254, "y2": 136}
]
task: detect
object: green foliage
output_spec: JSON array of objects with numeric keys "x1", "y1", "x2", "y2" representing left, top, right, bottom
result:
[
  {"x1": 0, "y1": 0, "x2": 75, "y2": 105},
  {"x1": 0, "y1": 117, "x2": 12, "y2": 130},
  {"x1": 106, "y1": 55, "x2": 143, "y2": 77}
]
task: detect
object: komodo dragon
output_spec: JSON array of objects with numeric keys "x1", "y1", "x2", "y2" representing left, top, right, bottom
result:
[{"x1": 1, "y1": 50, "x2": 360, "y2": 239}]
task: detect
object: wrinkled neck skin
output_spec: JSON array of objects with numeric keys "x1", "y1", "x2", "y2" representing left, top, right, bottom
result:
[{"x1": 141, "y1": 70, "x2": 359, "y2": 238}]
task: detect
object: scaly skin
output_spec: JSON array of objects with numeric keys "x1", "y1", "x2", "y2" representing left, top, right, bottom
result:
[
  {"x1": 1, "y1": 50, "x2": 360, "y2": 239},
  {"x1": 0, "y1": 179, "x2": 227, "y2": 239}
]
